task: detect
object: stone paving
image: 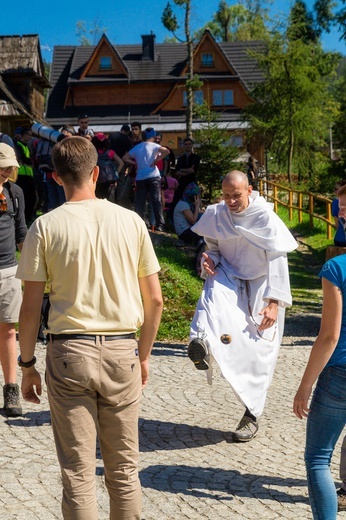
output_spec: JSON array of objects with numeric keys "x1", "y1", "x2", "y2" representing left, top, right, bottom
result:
[{"x1": 0, "y1": 319, "x2": 345, "y2": 519}]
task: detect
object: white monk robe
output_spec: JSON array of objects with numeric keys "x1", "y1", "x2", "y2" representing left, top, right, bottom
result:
[{"x1": 190, "y1": 192, "x2": 298, "y2": 417}]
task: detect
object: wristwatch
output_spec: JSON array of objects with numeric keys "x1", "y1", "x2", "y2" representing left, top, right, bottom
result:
[{"x1": 17, "y1": 355, "x2": 37, "y2": 368}]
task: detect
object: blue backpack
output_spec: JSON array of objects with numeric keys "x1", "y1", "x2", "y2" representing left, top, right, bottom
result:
[{"x1": 97, "y1": 151, "x2": 118, "y2": 184}]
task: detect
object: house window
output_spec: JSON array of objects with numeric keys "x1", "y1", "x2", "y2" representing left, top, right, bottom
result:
[
  {"x1": 183, "y1": 90, "x2": 204, "y2": 106},
  {"x1": 201, "y1": 53, "x2": 214, "y2": 67},
  {"x1": 212, "y1": 89, "x2": 234, "y2": 106},
  {"x1": 230, "y1": 135, "x2": 243, "y2": 147},
  {"x1": 99, "y1": 56, "x2": 112, "y2": 70}
]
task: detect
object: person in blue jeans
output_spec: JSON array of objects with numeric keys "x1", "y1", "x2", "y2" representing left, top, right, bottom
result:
[{"x1": 293, "y1": 184, "x2": 346, "y2": 520}]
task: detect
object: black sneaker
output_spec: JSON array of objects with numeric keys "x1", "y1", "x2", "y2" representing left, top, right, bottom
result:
[
  {"x1": 233, "y1": 414, "x2": 259, "y2": 442},
  {"x1": 337, "y1": 488, "x2": 346, "y2": 511},
  {"x1": 187, "y1": 338, "x2": 209, "y2": 370},
  {"x1": 3, "y1": 383, "x2": 22, "y2": 417}
]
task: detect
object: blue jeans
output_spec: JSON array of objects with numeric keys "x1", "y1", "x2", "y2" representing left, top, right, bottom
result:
[
  {"x1": 135, "y1": 177, "x2": 165, "y2": 229},
  {"x1": 305, "y1": 364, "x2": 346, "y2": 519}
]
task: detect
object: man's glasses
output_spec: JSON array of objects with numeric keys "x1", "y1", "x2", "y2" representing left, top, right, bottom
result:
[
  {"x1": 0, "y1": 166, "x2": 15, "y2": 173},
  {"x1": 0, "y1": 192, "x2": 7, "y2": 215}
]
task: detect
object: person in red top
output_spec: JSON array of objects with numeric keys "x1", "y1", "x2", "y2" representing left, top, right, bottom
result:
[{"x1": 92, "y1": 133, "x2": 124, "y2": 200}]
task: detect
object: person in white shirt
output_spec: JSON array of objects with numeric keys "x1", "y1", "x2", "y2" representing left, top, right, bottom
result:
[
  {"x1": 123, "y1": 127, "x2": 169, "y2": 231},
  {"x1": 187, "y1": 170, "x2": 298, "y2": 442}
]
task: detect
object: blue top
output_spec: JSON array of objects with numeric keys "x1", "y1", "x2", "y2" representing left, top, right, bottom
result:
[
  {"x1": 319, "y1": 255, "x2": 346, "y2": 365},
  {"x1": 332, "y1": 198, "x2": 346, "y2": 246}
]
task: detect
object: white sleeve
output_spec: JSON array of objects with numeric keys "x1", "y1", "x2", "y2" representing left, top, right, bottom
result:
[{"x1": 262, "y1": 252, "x2": 292, "y2": 307}]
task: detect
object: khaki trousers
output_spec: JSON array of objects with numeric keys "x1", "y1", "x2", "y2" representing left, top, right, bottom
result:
[{"x1": 46, "y1": 336, "x2": 142, "y2": 520}]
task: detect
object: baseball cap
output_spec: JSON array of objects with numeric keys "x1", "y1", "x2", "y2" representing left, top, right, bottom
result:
[
  {"x1": 0, "y1": 143, "x2": 20, "y2": 169},
  {"x1": 144, "y1": 128, "x2": 156, "y2": 140}
]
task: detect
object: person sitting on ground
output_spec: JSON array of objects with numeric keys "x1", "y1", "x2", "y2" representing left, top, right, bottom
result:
[
  {"x1": 92, "y1": 133, "x2": 124, "y2": 200},
  {"x1": 173, "y1": 182, "x2": 203, "y2": 246}
]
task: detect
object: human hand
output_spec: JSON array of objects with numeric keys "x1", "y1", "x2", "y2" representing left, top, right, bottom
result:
[
  {"x1": 140, "y1": 360, "x2": 150, "y2": 389},
  {"x1": 258, "y1": 302, "x2": 278, "y2": 331},
  {"x1": 202, "y1": 252, "x2": 216, "y2": 275},
  {"x1": 21, "y1": 367, "x2": 42, "y2": 404},
  {"x1": 293, "y1": 384, "x2": 312, "y2": 419},
  {"x1": 194, "y1": 194, "x2": 201, "y2": 206}
]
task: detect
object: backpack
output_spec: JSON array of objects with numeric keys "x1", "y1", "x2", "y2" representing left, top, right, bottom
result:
[
  {"x1": 36, "y1": 139, "x2": 54, "y2": 171},
  {"x1": 97, "y1": 151, "x2": 118, "y2": 184},
  {"x1": 4, "y1": 181, "x2": 19, "y2": 219}
]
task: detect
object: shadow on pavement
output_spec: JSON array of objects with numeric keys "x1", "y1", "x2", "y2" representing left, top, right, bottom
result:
[
  {"x1": 139, "y1": 418, "x2": 236, "y2": 452},
  {"x1": 139, "y1": 464, "x2": 308, "y2": 504},
  {"x1": 2, "y1": 409, "x2": 51, "y2": 426}
]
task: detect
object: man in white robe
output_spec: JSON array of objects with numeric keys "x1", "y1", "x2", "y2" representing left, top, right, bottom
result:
[{"x1": 188, "y1": 171, "x2": 298, "y2": 441}]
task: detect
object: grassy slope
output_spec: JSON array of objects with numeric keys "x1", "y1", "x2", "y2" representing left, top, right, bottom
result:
[{"x1": 155, "y1": 206, "x2": 331, "y2": 341}]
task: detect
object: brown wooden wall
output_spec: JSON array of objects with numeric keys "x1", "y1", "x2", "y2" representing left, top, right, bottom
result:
[{"x1": 67, "y1": 82, "x2": 173, "y2": 107}]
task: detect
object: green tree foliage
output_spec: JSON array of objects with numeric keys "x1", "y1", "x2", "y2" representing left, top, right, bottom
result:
[
  {"x1": 194, "y1": 103, "x2": 239, "y2": 200},
  {"x1": 195, "y1": 0, "x2": 270, "y2": 42},
  {"x1": 288, "y1": 0, "x2": 320, "y2": 43},
  {"x1": 314, "y1": 0, "x2": 346, "y2": 38},
  {"x1": 243, "y1": 31, "x2": 339, "y2": 184}
]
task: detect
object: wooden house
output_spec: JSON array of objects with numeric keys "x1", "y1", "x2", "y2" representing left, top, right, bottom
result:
[
  {"x1": 46, "y1": 31, "x2": 265, "y2": 161},
  {"x1": 0, "y1": 34, "x2": 50, "y2": 136}
]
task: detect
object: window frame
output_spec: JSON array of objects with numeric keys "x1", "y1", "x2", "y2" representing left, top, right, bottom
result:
[{"x1": 99, "y1": 56, "x2": 112, "y2": 71}]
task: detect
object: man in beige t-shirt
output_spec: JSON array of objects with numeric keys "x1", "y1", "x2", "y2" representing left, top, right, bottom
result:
[{"x1": 16, "y1": 136, "x2": 163, "y2": 520}]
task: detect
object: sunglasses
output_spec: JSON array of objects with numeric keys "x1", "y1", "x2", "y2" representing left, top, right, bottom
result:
[{"x1": 0, "y1": 192, "x2": 7, "y2": 215}]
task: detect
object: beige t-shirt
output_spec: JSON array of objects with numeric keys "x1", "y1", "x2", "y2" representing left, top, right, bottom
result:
[{"x1": 16, "y1": 199, "x2": 160, "y2": 334}]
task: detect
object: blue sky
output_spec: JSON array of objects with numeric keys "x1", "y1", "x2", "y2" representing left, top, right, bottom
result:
[{"x1": 1, "y1": 0, "x2": 345, "y2": 62}]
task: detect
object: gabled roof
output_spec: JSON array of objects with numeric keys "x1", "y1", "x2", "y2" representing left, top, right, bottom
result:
[
  {"x1": 220, "y1": 40, "x2": 265, "y2": 90},
  {"x1": 79, "y1": 33, "x2": 129, "y2": 79},
  {"x1": 0, "y1": 34, "x2": 50, "y2": 88},
  {"x1": 46, "y1": 33, "x2": 265, "y2": 125}
]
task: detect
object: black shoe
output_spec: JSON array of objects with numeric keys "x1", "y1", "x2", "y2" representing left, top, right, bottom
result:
[
  {"x1": 337, "y1": 488, "x2": 346, "y2": 511},
  {"x1": 3, "y1": 383, "x2": 22, "y2": 417},
  {"x1": 233, "y1": 414, "x2": 258, "y2": 442},
  {"x1": 188, "y1": 338, "x2": 209, "y2": 370}
]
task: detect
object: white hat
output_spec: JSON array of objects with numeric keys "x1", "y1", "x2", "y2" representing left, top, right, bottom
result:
[{"x1": 0, "y1": 143, "x2": 19, "y2": 168}]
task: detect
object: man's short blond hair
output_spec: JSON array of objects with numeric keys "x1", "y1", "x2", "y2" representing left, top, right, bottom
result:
[{"x1": 52, "y1": 136, "x2": 98, "y2": 187}]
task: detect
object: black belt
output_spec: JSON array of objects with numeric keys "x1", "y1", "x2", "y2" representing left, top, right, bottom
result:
[{"x1": 49, "y1": 333, "x2": 136, "y2": 342}]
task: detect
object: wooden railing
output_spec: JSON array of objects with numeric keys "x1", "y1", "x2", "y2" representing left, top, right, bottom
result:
[{"x1": 257, "y1": 178, "x2": 335, "y2": 239}]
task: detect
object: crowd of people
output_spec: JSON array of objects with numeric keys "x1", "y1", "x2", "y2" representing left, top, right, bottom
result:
[
  {"x1": 0, "y1": 118, "x2": 346, "y2": 519},
  {"x1": 0, "y1": 117, "x2": 206, "y2": 241}
]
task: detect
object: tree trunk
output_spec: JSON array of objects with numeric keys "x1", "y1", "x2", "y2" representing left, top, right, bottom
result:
[
  {"x1": 288, "y1": 127, "x2": 294, "y2": 184},
  {"x1": 185, "y1": 0, "x2": 193, "y2": 138}
]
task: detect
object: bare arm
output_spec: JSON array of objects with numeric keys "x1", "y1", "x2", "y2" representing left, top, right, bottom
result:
[
  {"x1": 150, "y1": 146, "x2": 169, "y2": 168},
  {"x1": 181, "y1": 195, "x2": 201, "y2": 225},
  {"x1": 113, "y1": 152, "x2": 124, "y2": 173},
  {"x1": 18, "y1": 281, "x2": 46, "y2": 404},
  {"x1": 122, "y1": 152, "x2": 136, "y2": 166},
  {"x1": 138, "y1": 273, "x2": 163, "y2": 388},
  {"x1": 293, "y1": 278, "x2": 342, "y2": 419}
]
